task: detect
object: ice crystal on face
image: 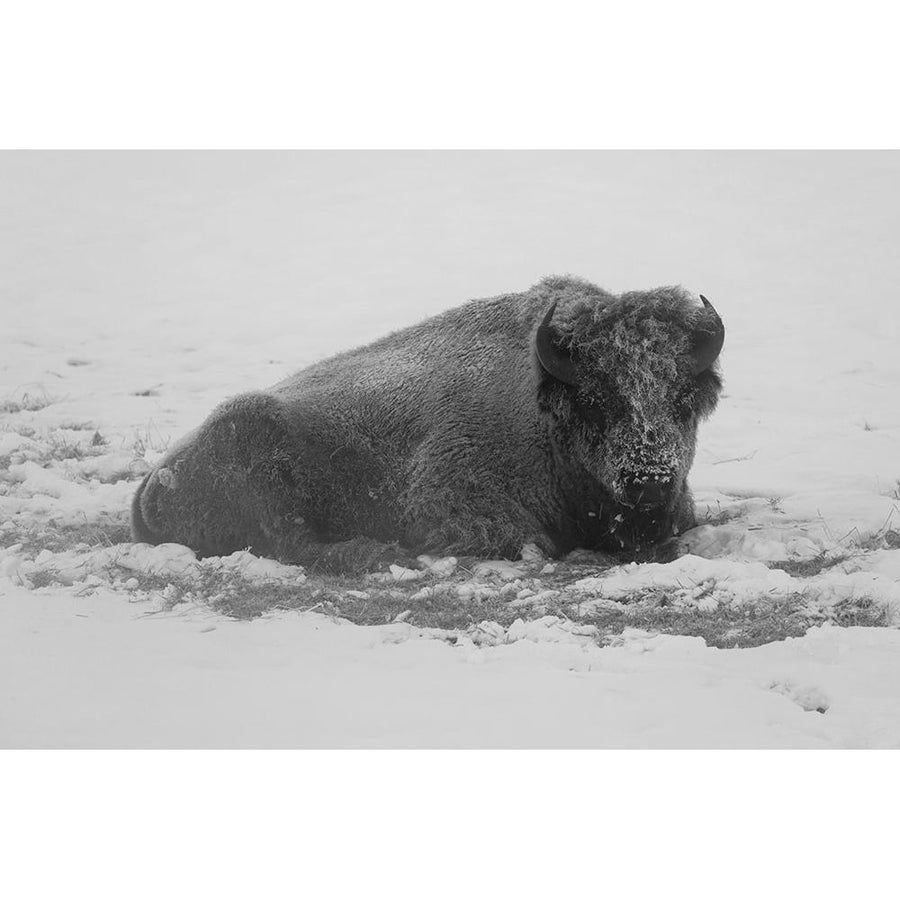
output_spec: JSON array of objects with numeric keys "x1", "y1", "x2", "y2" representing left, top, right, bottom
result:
[{"x1": 543, "y1": 283, "x2": 721, "y2": 516}]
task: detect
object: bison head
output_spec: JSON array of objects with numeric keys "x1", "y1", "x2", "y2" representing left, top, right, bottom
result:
[{"x1": 535, "y1": 285, "x2": 724, "y2": 550}]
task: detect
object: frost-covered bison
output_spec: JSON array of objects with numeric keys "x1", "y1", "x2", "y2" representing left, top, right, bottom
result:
[{"x1": 132, "y1": 276, "x2": 724, "y2": 572}]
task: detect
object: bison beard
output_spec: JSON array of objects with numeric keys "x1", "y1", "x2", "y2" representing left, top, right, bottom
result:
[{"x1": 132, "y1": 276, "x2": 724, "y2": 572}]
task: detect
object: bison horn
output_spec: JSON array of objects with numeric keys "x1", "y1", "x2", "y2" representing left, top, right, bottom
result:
[
  {"x1": 535, "y1": 301, "x2": 579, "y2": 386},
  {"x1": 691, "y1": 295, "x2": 725, "y2": 375}
]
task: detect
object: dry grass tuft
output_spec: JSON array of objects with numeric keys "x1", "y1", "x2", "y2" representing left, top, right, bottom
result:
[
  {"x1": 4, "y1": 518, "x2": 133, "y2": 555},
  {"x1": 115, "y1": 560, "x2": 892, "y2": 649},
  {"x1": 766, "y1": 554, "x2": 848, "y2": 578},
  {"x1": 0, "y1": 389, "x2": 59, "y2": 414}
]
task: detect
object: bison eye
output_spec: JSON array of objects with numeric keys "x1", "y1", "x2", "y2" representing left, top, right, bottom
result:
[
  {"x1": 675, "y1": 391, "x2": 697, "y2": 420},
  {"x1": 577, "y1": 395, "x2": 607, "y2": 428}
]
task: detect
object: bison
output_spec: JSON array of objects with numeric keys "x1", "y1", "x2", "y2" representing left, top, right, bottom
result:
[{"x1": 132, "y1": 276, "x2": 724, "y2": 572}]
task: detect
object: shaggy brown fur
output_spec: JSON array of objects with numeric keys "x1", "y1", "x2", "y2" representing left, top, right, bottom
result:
[{"x1": 132, "y1": 276, "x2": 724, "y2": 572}]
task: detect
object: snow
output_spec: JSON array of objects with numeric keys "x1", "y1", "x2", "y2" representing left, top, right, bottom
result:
[
  {"x1": 572, "y1": 553, "x2": 900, "y2": 623},
  {"x1": 2, "y1": 151, "x2": 900, "y2": 747},
  {"x1": 4, "y1": 582, "x2": 900, "y2": 748}
]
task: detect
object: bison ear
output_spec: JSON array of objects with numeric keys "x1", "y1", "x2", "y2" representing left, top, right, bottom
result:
[
  {"x1": 691, "y1": 295, "x2": 725, "y2": 375},
  {"x1": 535, "y1": 301, "x2": 579, "y2": 386}
]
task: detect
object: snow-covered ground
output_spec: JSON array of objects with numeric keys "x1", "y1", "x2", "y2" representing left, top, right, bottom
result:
[{"x1": 2, "y1": 151, "x2": 899, "y2": 747}]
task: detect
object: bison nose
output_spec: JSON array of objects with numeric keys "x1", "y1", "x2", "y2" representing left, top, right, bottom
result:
[{"x1": 623, "y1": 476, "x2": 670, "y2": 509}]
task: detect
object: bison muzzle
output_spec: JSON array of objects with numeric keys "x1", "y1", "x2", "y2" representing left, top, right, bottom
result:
[{"x1": 132, "y1": 276, "x2": 724, "y2": 572}]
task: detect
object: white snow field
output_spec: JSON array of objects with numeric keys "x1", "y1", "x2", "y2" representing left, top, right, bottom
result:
[{"x1": 2, "y1": 151, "x2": 899, "y2": 748}]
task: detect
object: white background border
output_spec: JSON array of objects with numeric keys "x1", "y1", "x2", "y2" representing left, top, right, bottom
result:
[
  {"x1": 3, "y1": 0, "x2": 899, "y2": 148},
  {"x1": 3, "y1": 752, "x2": 898, "y2": 898}
]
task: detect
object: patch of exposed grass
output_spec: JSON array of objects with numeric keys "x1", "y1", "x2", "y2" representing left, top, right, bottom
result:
[
  {"x1": 119, "y1": 566, "x2": 323, "y2": 619},
  {"x1": 98, "y1": 559, "x2": 559, "y2": 628},
  {"x1": 29, "y1": 569, "x2": 72, "y2": 589},
  {"x1": 0, "y1": 390, "x2": 58, "y2": 414},
  {"x1": 131, "y1": 421, "x2": 171, "y2": 456},
  {"x1": 843, "y1": 504, "x2": 900, "y2": 552},
  {"x1": 590, "y1": 594, "x2": 815, "y2": 648},
  {"x1": 575, "y1": 588, "x2": 893, "y2": 648},
  {"x1": 43, "y1": 431, "x2": 109, "y2": 462},
  {"x1": 23, "y1": 544, "x2": 896, "y2": 647},
  {"x1": 766, "y1": 554, "x2": 848, "y2": 578},
  {"x1": 830, "y1": 595, "x2": 892, "y2": 628},
  {"x1": 13, "y1": 514, "x2": 895, "y2": 649},
  {"x1": 699, "y1": 500, "x2": 744, "y2": 527},
  {"x1": 100, "y1": 558, "x2": 888, "y2": 649},
  {"x1": 319, "y1": 582, "x2": 566, "y2": 630},
  {"x1": 0, "y1": 427, "x2": 111, "y2": 469},
  {"x1": 4, "y1": 518, "x2": 132, "y2": 554},
  {"x1": 857, "y1": 527, "x2": 900, "y2": 551}
]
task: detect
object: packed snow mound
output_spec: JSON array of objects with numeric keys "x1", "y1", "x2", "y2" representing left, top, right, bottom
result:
[
  {"x1": 571, "y1": 553, "x2": 900, "y2": 624},
  {"x1": 1, "y1": 457, "x2": 140, "y2": 526},
  {"x1": 685, "y1": 492, "x2": 899, "y2": 561},
  {"x1": 1, "y1": 540, "x2": 306, "y2": 591}
]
